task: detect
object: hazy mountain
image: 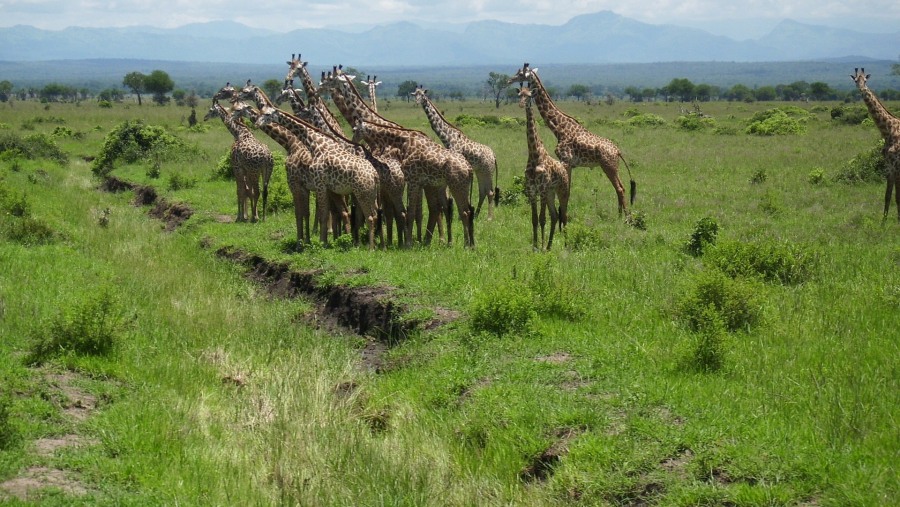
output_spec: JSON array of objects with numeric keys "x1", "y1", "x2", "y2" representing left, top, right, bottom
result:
[{"x1": 1, "y1": 11, "x2": 898, "y2": 65}]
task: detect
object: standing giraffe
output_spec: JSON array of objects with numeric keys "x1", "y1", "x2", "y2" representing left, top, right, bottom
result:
[
  {"x1": 365, "y1": 75, "x2": 382, "y2": 112},
  {"x1": 353, "y1": 119, "x2": 475, "y2": 248},
  {"x1": 285, "y1": 54, "x2": 345, "y2": 136},
  {"x1": 412, "y1": 85, "x2": 499, "y2": 220},
  {"x1": 203, "y1": 100, "x2": 273, "y2": 222},
  {"x1": 230, "y1": 99, "x2": 316, "y2": 248},
  {"x1": 851, "y1": 67, "x2": 900, "y2": 221},
  {"x1": 321, "y1": 68, "x2": 450, "y2": 244},
  {"x1": 256, "y1": 106, "x2": 380, "y2": 249},
  {"x1": 519, "y1": 86, "x2": 570, "y2": 250},
  {"x1": 508, "y1": 63, "x2": 635, "y2": 217}
]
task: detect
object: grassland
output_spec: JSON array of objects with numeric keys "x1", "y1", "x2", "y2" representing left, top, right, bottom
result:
[{"x1": 0, "y1": 95, "x2": 898, "y2": 506}]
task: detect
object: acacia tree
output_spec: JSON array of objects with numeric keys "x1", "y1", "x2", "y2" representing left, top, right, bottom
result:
[
  {"x1": 0, "y1": 80, "x2": 12, "y2": 102},
  {"x1": 145, "y1": 70, "x2": 174, "y2": 105},
  {"x1": 396, "y1": 80, "x2": 418, "y2": 102},
  {"x1": 123, "y1": 71, "x2": 146, "y2": 105},
  {"x1": 486, "y1": 72, "x2": 510, "y2": 109}
]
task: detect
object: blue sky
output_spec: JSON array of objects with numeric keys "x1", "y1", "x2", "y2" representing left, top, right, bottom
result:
[{"x1": 1, "y1": 1, "x2": 898, "y2": 38}]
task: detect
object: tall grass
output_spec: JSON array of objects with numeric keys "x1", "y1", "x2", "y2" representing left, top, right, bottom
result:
[{"x1": 1, "y1": 97, "x2": 897, "y2": 505}]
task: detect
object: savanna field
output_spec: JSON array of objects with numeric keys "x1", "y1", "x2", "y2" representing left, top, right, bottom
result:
[{"x1": 0, "y1": 92, "x2": 898, "y2": 505}]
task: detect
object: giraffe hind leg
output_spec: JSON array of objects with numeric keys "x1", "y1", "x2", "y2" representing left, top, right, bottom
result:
[{"x1": 884, "y1": 175, "x2": 894, "y2": 222}]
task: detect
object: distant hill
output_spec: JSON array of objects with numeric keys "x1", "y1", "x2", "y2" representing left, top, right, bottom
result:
[{"x1": 2, "y1": 11, "x2": 898, "y2": 65}]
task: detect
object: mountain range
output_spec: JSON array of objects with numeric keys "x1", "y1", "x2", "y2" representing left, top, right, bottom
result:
[{"x1": 2, "y1": 11, "x2": 898, "y2": 66}]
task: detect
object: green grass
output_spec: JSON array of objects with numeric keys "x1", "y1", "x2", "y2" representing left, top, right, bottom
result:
[{"x1": 1, "y1": 97, "x2": 898, "y2": 505}]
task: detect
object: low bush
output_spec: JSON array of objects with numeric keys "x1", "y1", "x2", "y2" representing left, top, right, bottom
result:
[
  {"x1": 211, "y1": 152, "x2": 234, "y2": 181},
  {"x1": 25, "y1": 288, "x2": 127, "y2": 365},
  {"x1": 685, "y1": 216, "x2": 718, "y2": 257},
  {"x1": 1, "y1": 216, "x2": 58, "y2": 245},
  {"x1": 565, "y1": 223, "x2": 607, "y2": 251},
  {"x1": 675, "y1": 115, "x2": 716, "y2": 131},
  {"x1": 0, "y1": 132, "x2": 68, "y2": 164},
  {"x1": 750, "y1": 168, "x2": 768, "y2": 184},
  {"x1": 685, "y1": 305, "x2": 727, "y2": 373},
  {"x1": 527, "y1": 257, "x2": 586, "y2": 320},
  {"x1": 469, "y1": 278, "x2": 536, "y2": 338},
  {"x1": 92, "y1": 120, "x2": 193, "y2": 177},
  {"x1": 497, "y1": 174, "x2": 525, "y2": 206},
  {"x1": 622, "y1": 113, "x2": 668, "y2": 128},
  {"x1": 167, "y1": 173, "x2": 198, "y2": 192},
  {"x1": 808, "y1": 167, "x2": 825, "y2": 185},
  {"x1": 833, "y1": 139, "x2": 885, "y2": 184},
  {"x1": 704, "y1": 240, "x2": 818, "y2": 285},
  {"x1": 0, "y1": 393, "x2": 17, "y2": 450},
  {"x1": 745, "y1": 109, "x2": 807, "y2": 135},
  {"x1": 830, "y1": 105, "x2": 869, "y2": 125},
  {"x1": 675, "y1": 269, "x2": 763, "y2": 333}
]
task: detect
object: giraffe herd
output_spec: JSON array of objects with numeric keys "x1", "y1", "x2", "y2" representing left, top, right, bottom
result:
[{"x1": 204, "y1": 57, "x2": 898, "y2": 252}]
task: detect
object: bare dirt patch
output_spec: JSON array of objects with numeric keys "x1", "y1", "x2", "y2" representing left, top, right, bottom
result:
[
  {"x1": 520, "y1": 427, "x2": 583, "y2": 482},
  {"x1": 33, "y1": 434, "x2": 98, "y2": 458},
  {"x1": 149, "y1": 199, "x2": 194, "y2": 231},
  {"x1": 0, "y1": 467, "x2": 89, "y2": 500},
  {"x1": 45, "y1": 371, "x2": 99, "y2": 422}
]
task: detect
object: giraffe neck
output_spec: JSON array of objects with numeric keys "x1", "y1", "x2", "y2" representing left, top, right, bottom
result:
[
  {"x1": 529, "y1": 72, "x2": 579, "y2": 139},
  {"x1": 294, "y1": 66, "x2": 323, "y2": 106},
  {"x1": 368, "y1": 84, "x2": 378, "y2": 112},
  {"x1": 273, "y1": 111, "x2": 339, "y2": 157},
  {"x1": 216, "y1": 104, "x2": 252, "y2": 140},
  {"x1": 247, "y1": 88, "x2": 274, "y2": 110},
  {"x1": 284, "y1": 87, "x2": 306, "y2": 115},
  {"x1": 525, "y1": 100, "x2": 545, "y2": 163},
  {"x1": 859, "y1": 85, "x2": 900, "y2": 141},
  {"x1": 420, "y1": 94, "x2": 462, "y2": 148},
  {"x1": 256, "y1": 115, "x2": 302, "y2": 153}
]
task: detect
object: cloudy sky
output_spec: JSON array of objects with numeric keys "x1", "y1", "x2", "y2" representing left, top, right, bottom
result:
[{"x1": 2, "y1": 0, "x2": 898, "y2": 38}]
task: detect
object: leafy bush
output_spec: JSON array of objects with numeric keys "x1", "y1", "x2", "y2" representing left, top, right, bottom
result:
[
  {"x1": 675, "y1": 115, "x2": 716, "y2": 131},
  {"x1": 808, "y1": 167, "x2": 825, "y2": 185},
  {"x1": 25, "y1": 288, "x2": 127, "y2": 365},
  {"x1": 212, "y1": 152, "x2": 234, "y2": 181},
  {"x1": 167, "y1": 173, "x2": 197, "y2": 191},
  {"x1": 0, "y1": 132, "x2": 68, "y2": 164},
  {"x1": 750, "y1": 168, "x2": 768, "y2": 184},
  {"x1": 0, "y1": 184, "x2": 30, "y2": 217},
  {"x1": 685, "y1": 216, "x2": 718, "y2": 257},
  {"x1": 1, "y1": 216, "x2": 58, "y2": 245},
  {"x1": 91, "y1": 120, "x2": 189, "y2": 177},
  {"x1": 745, "y1": 109, "x2": 807, "y2": 135},
  {"x1": 469, "y1": 279, "x2": 536, "y2": 338},
  {"x1": 497, "y1": 174, "x2": 525, "y2": 206},
  {"x1": 564, "y1": 223, "x2": 607, "y2": 251},
  {"x1": 676, "y1": 269, "x2": 763, "y2": 333},
  {"x1": 527, "y1": 257, "x2": 586, "y2": 320},
  {"x1": 704, "y1": 240, "x2": 818, "y2": 285},
  {"x1": 833, "y1": 139, "x2": 885, "y2": 184},
  {"x1": 622, "y1": 113, "x2": 668, "y2": 127},
  {"x1": 98, "y1": 100, "x2": 113, "y2": 109},
  {"x1": 830, "y1": 105, "x2": 870, "y2": 125},
  {"x1": 627, "y1": 210, "x2": 647, "y2": 230},
  {"x1": 759, "y1": 191, "x2": 781, "y2": 215},
  {"x1": 685, "y1": 305, "x2": 727, "y2": 373}
]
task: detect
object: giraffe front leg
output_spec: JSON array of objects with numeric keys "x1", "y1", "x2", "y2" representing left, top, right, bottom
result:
[
  {"x1": 530, "y1": 198, "x2": 540, "y2": 251},
  {"x1": 316, "y1": 191, "x2": 331, "y2": 246},
  {"x1": 406, "y1": 185, "x2": 422, "y2": 248},
  {"x1": 884, "y1": 174, "x2": 895, "y2": 222},
  {"x1": 539, "y1": 197, "x2": 548, "y2": 250},
  {"x1": 547, "y1": 196, "x2": 559, "y2": 251}
]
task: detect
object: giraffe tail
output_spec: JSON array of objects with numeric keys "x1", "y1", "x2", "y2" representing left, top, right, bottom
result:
[
  {"x1": 262, "y1": 167, "x2": 272, "y2": 221},
  {"x1": 619, "y1": 153, "x2": 636, "y2": 206},
  {"x1": 493, "y1": 157, "x2": 501, "y2": 207}
]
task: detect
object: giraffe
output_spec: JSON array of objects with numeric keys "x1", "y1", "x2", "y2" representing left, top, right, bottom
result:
[
  {"x1": 284, "y1": 54, "x2": 345, "y2": 136},
  {"x1": 321, "y1": 68, "x2": 450, "y2": 244},
  {"x1": 851, "y1": 67, "x2": 900, "y2": 222},
  {"x1": 352, "y1": 118, "x2": 475, "y2": 248},
  {"x1": 412, "y1": 85, "x2": 499, "y2": 220},
  {"x1": 256, "y1": 105, "x2": 380, "y2": 249},
  {"x1": 212, "y1": 82, "x2": 237, "y2": 102},
  {"x1": 229, "y1": 99, "x2": 316, "y2": 248},
  {"x1": 508, "y1": 63, "x2": 635, "y2": 217},
  {"x1": 364, "y1": 75, "x2": 383, "y2": 112},
  {"x1": 203, "y1": 100, "x2": 273, "y2": 223},
  {"x1": 519, "y1": 86, "x2": 570, "y2": 250}
]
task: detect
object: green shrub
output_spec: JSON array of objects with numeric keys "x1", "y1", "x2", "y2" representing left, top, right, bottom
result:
[
  {"x1": 212, "y1": 152, "x2": 234, "y2": 181},
  {"x1": 627, "y1": 210, "x2": 647, "y2": 230},
  {"x1": 469, "y1": 279, "x2": 536, "y2": 338},
  {"x1": 833, "y1": 139, "x2": 885, "y2": 184},
  {"x1": 527, "y1": 257, "x2": 586, "y2": 320},
  {"x1": 1, "y1": 216, "x2": 58, "y2": 245},
  {"x1": 333, "y1": 233, "x2": 354, "y2": 252},
  {"x1": 564, "y1": 223, "x2": 607, "y2": 251},
  {"x1": 685, "y1": 305, "x2": 727, "y2": 372},
  {"x1": 750, "y1": 168, "x2": 768, "y2": 184},
  {"x1": 497, "y1": 174, "x2": 525, "y2": 206},
  {"x1": 830, "y1": 105, "x2": 870, "y2": 125},
  {"x1": 98, "y1": 100, "x2": 113, "y2": 109},
  {"x1": 759, "y1": 191, "x2": 781, "y2": 215},
  {"x1": 0, "y1": 132, "x2": 68, "y2": 164},
  {"x1": 167, "y1": 173, "x2": 197, "y2": 191},
  {"x1": 624, "y1": 113, "x2": 668, "y2": 127},
  {"x1": 685, "y1": 216, "x2": 718, "y2": 257},
  {"x1": 676, "y1": 270, "x2": 763, "y2": 333},
  {"x1": 25, "y1": 288, "x2": 127, "y2": 365},
  {"x1": 675, "y1": 115, "x2": 716, "y2": 131},
  {"x1": 808, "y1": 167, "x2": 825, "y2": 185},
  {"x1": 704, "y1": 240, "x2": 818, "y2": 285},
  {"x1": 0, "y1": 186, "x2": 30, "y2": 217},
  {"x1": 745, "y1": 109, "x2": 807, "y2": 135},
  {"x1": 92, "y1": 120, "x2": 189, "y2": 177}
]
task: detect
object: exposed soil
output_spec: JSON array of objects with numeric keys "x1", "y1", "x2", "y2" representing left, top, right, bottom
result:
[
  {"x1": 520, "y1": 427, "x2": 583, "y2": 483},
  {"x1": 0, "y1": 467, "x2": 89, "y2": 500},
  {"x1": 149, "y1": 199, "x2": 194, "y2": 231}
]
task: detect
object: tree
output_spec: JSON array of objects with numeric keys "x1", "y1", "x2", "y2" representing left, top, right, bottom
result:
[
  {"x1": 667, "y1": 78, "x2": 695, "y2": 102},
  {"x1": 262, "y1": 79, "x2": 282, "y2": 100},
  {"x1": 0, "y1": 80, "x2": 12, "y2": 102},
  {"x1": 396, "y1": 80, "x2": 418, "y2": 101},
  {"x1": 567, "y1": 84, "x2": 591, "y2": 102},
  {"x1": 486, "y1": 72, "x2": 511, "y2": 109},
  {"x1": 727, "y1": 84, "x2": 754, "y2": 102},
  {"x1": 809, "y1": 81, "x2": 832, "y2": 101},
  {"x1": 98, "y1": 88, "x2": 124, "y2": 102},
  {"x1": 145, "y1": 70, "x2": 174, "y2": 105},
  {"x1": 754, "y1": 85, "x2": 777, "y2": 101},
  {"x1": 624, "y1": 86, "x2": 642, "y2": 102},
  {"x1": 40, "y1": 83, "x2": 76, "y2": 102},
  {"x1": 892, "y1": 63, "x2": 900, "y2": 76},
  {"x1": 123, "y1": 71, "x2": 146, "y2": 105}
]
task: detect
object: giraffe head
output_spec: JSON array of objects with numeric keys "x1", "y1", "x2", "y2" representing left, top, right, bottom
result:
[
  {"x1": 202, "y1": 102, "x2": 220, "y2": 122},
  {"x1": 229, "y1": 99, "x2": 256, "y2": 123},
  {"x1": 212, "y1": 82, "x2": 236, "y2": 101},
  {"x1": 238, "y1": 79, "x2": 259, "y2": 101},
  {"x1": 350, "y1": 120, "x2": 367, "y2": 144},
  {"x1": 410, "y1": 85, "x2": 428, "y2": 105},
  {"x1": 507, "y1": 62, "x2": 538, "y2": 86},
  {"x1": 851, "y1": 67, "x2": 871, "y2": 90},
  {"x1": 516, "y1": 85, "x2": 533, "y2": 108},
  {"x1": 285, "y1": 53, "x2": 308, "y2": 82},
  {"x1": 254, "y1": 105, "x2": 281, "y2": 130}
]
